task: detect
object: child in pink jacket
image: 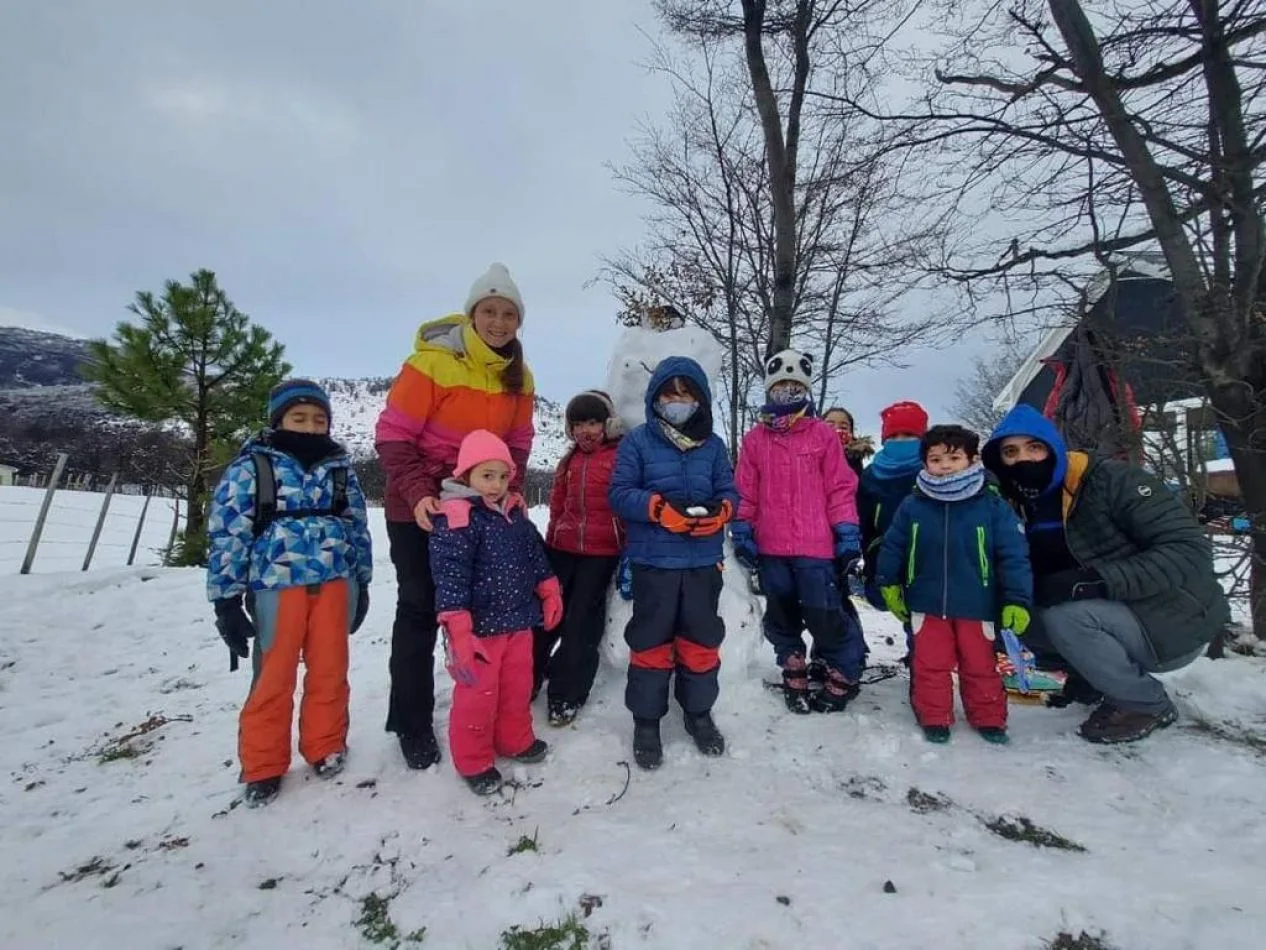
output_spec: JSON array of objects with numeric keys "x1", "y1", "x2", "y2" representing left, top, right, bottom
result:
[{"x1": 731, "y1": 350, "x2": 865, "y2": 714}]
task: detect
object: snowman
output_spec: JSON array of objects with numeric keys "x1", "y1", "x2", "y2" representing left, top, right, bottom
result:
[{"x1": 597, "y1": 304, "x2": 764, "y2": 689}]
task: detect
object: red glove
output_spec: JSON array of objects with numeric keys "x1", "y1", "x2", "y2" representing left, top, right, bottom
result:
[
  {"x1": 537, "y1": 576, "x2": 564, "y2": 631},
  {"x1": 689, "y1": 500, "x2": 734, "y2": 537},
  {"x1": 439, "y1": 610, "x2": 479, "y2": 686},
  {"x1": 649, "y1": 494, "x2": 697, "y2": 534}
]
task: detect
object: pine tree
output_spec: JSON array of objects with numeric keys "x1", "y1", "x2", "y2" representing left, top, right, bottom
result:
[{"x1": 84, "y1": 269, "x2": 290, "y2": 565}]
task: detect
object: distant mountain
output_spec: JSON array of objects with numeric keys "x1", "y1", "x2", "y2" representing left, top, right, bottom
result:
[{"x1": 0, "y1": 326, "x2": 571, "y2": 474}]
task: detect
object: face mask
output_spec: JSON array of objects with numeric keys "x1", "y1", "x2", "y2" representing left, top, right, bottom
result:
[
  {"x1": 657, "y1": 400, "x2": 698, "y2": 426},
  {"x1": 768, "y1": 382, "x2": 808, "y2": 406},
  {"x1": 574, "y1": 431, "x2": 604, "y2": 453},
  {"x1": 1002, "y1": 456, "x2": 1056, "y2": 500},
  {"x1": 271, "y1": 429, "x2": 337, "y2": 470}
]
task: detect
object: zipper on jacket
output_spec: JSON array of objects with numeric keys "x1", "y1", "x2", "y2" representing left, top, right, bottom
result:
[
  {"x1": 907, "y1": 522, "x2": 920, "y2": 586},
  {"x1": 942, "y1": 506, "x2": 950, "y2": 617},
  {"x1": 976, "y1": 525, "x2": 989, "y2": 587},
  {"x1": 874, "y1": 503, "x2": 882, "y2": 529},
  {"x1": 579, "y1": 454, "x2": 590, "y2": 553}
]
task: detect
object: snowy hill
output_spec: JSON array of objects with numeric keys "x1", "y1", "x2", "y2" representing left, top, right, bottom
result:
[
  {"x1": 0, "y1": 327, "x2": 572, "y2": 470},
  {"x1": 1, "y1": 534, "x2": 1265, "y2": 947}
]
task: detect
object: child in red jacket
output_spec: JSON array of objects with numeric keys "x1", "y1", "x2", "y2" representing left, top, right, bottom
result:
[{"x1": 535, "y1": 390, "x2": 626, "y2": 726}]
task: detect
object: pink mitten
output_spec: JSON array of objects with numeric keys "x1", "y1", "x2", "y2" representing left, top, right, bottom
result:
[
  {"x1": 537, "y1": 577, "x2": 564, "y2": 632},
  {"x1": 439, "y1": 610, "x2": 478, "y2": 686}
]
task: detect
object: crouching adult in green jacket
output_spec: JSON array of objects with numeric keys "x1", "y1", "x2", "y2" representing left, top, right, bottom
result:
[{"x1": 982, "y1": 405, "x2": 1229, "y2": 744}]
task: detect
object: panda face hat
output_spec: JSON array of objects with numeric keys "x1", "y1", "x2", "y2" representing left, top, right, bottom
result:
[{"x1": 764, "y1": 349, "x2": 814, "y2": 394}]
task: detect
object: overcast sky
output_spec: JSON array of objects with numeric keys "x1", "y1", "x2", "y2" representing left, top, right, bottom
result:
[{"x1": 0, "y1": 0, "x2": 1009, "y2": 440}]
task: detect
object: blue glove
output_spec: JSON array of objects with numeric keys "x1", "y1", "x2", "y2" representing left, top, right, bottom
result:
[
  {"x1": 833, "y1": 523, "x2": 862, "y2": 567},
  {"x1": 730, "y1": 521, "x2": 758, "y2": 570},
  {"x1": 616, "y1": 555, "x2": 633, "y2": 601}
]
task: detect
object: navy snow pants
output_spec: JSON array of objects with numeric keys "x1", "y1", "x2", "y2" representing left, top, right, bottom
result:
[
  {"x1": 760, "y1": 556, "x2": 866, "y2": 680},
  {"x1": 624, "y1": 564, "x2": 725, "y2": 720}
]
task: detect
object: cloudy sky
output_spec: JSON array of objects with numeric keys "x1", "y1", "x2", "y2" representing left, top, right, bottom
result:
[{"x1": 0, "y1": 0, "x2": 1003, "y2": 439}]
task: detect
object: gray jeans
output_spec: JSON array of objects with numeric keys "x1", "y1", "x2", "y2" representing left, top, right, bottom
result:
[{"x1": 1032, "y1": 600, "x2": 1202, "y2": 714}]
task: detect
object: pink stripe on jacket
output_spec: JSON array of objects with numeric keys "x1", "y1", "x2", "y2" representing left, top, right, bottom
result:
[{"x1": 735, "y1": 416, "x2": 859, "y2": 559}]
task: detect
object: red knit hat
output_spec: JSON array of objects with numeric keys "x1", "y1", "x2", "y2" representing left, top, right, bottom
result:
[
  {"x1": 880, "y1": 401, "x2": 929, "y2": 441},
  {"x1": 453, "y1": 429, "x2": 517, "y2": 479}
]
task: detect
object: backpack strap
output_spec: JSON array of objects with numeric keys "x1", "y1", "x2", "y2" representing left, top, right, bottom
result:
[{"x1": 250, "y1": 452, "x2": 351, "y2": 538}]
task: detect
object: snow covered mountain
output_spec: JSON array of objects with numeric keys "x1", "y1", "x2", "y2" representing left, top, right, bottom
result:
[{"x1": 0, "y1": 326, "x2": 572, "y2": 470}]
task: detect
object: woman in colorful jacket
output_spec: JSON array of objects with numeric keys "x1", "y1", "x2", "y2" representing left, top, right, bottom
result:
[
  {"x1": 374, "y1": 263, "x2": 535, "y2": 771},
  {"x1": 732, "y1": 352, "x2": 865, "y2": 714},
  {"x1": 535, "y1": 390, "x2": 625, "y2": 727},
  {"x1": 608, "y1": 356, "x2": 738, "y2": 770}
]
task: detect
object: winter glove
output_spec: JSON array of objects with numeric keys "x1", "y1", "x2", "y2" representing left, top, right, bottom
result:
[
  {"x1": 648, "y1": 494, "x2": 697, "y2": 534},
  {"x1": 537, "y1": 576, "x2": 564, "y2": 631},
  {"x1": 832, "y1": 523, "x2": 863, "y2": 578},
  {"x1": 1036, "y1": 568, "x2": 1108, "y2": 608},
  {"x1": 439, "y1": 610, "x2": 480, "y2": 687},
  {"x1": 214, "y1": 596, "x2": 256, "y2": 671},
  {"x1": 616, "y1": 555, "x2": 634, "y2": 601},
  {"x1": 351, "y1": 584, "x2": 370, "y2": 635},
  {"x1": 1000, "y1": 604, "x2": 1031, "y2": 636},
  {"x1": 730, "y1": 521, "x2": 758, "y2": 571},
  {"x1": 688, "y1": 499, "x2": 734, "y2": 537},
  {"x1": 879, "y1": 585, "x2": 910, "y2": 623}
]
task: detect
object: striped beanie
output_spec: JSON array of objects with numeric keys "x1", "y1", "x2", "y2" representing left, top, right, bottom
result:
[{"x1": 268, "y1": 378, "x2": 332, "y2": 428}]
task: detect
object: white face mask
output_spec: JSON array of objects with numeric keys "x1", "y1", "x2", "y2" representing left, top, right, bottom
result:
[{"x1": 657, "y1": 399, "x2": 698, "y2": 426}]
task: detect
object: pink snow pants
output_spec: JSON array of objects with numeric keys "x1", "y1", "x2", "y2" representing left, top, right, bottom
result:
[{"x1": 449, "y1": 629, "x2": 537, "y2": 777}]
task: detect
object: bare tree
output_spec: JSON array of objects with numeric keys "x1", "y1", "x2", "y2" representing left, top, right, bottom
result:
[
  {"x1": 816, "y1": 0, "x2": 1266, "y2": 635},
  {"x1": 951, "y1": 341, "x2": 1030, "y2": 435}
]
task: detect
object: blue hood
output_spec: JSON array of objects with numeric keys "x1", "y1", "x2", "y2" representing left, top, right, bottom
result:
[
  {"x1": 644, "y1": 356, "x2": 713, "y2": 425},
  {"x1": 983, "y1": 404, "x2": 1068, "y2": 493},
  {"x1": 868, "y1": 439, "x2": 923, "y2": 482}
]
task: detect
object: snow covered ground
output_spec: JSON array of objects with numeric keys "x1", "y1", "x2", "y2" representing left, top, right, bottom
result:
[{"x1": 2, "y1": 508, "x2": 1265, "y2": 949}]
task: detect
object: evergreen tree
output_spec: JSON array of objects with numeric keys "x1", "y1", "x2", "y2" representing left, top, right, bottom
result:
[{"x1": 84, "y1": 269, "x2": 290, "y2": 565}]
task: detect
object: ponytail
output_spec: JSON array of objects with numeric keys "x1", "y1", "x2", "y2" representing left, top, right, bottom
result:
[{"x1": 501, "y1": 337, "x2": 526, "y2": 394}]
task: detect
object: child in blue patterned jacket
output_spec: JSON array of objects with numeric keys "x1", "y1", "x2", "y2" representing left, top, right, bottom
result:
[{"x1": 206, "y1": 379, "x2": 373, "y2": 808}]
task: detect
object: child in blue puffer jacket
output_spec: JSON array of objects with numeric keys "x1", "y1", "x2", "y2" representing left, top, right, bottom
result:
[
  {"x1": 608, "y1": 356, "x2": 738, "y2": 771},
  {"x1": 207, "y1": 379, "x2": 373, "y2": 808}
]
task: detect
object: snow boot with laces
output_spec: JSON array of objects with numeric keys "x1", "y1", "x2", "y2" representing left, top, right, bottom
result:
[
  {"x1": 243, "y1": 776, "x2": 282, "y2": 808},
  {"x1": 809, "y1": 666, "x2": 859, "y2": 713},
  {"x1": 633, "y1": 718, "x2": 663, "y2": 770},
  {"x1": 782, "y1": 654, "x2": 812, "y2": 715},
  {"x1": 1078, "y1": 702, "x2": 1177, "y2": 744},
  {"x1": 683, "y1": 711, "x2": 726, "y2": 756}
]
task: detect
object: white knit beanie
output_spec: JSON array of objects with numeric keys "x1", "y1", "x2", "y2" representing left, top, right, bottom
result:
[
  {"x1": 464, "y1": 263, "x2": 525, "y2": 321},
  {"x1": 764, "y1": 348, "x2": 814, "y2": 393}
]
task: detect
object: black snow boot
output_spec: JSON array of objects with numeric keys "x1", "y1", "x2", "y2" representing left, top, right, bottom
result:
[
  {"x1": 806, "y1": 657, "x2": 827, "y2": 686},
  {"x1": 398, "y1": 728, "x2": 441, "y2": 770},
  {"x1": 683, "y1": 712, "x2": 726, "y2": 756},
  {"x1": 313, "y1": 750, "x2": 346, "y2": 779},
  {"x1": 633, "y1": 718, "x2": 663, "y2": 770},
  {"x1": 548, "y1": 700, "x2": 580, "y2": 728},
  {"x1": 243, "y1": 776, "x2": 282, "y2": 808},
  {"x1": 464, "y1": 767, "x2": 503, "y2": 796},
  {"x1": 809, "y1": 667, "x2": 860, "y2": 713},
  {"x1": 782, "y1": 654, "x2": 812, "y2": 715},
  {"x1": 508, "y1": 739, "x2": 549, "y2": 763},
  {"x1": 1078, "y1": 703, "x2": 1177, "y2": 744}
]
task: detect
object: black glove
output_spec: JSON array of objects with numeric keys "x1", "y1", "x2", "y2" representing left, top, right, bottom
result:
[
  {"x1": 351, "y1": 584, "x2": 370, "y2": 634},
  {"x1": 214, "y1": 596, "x2": 256, "y2": 670},
  {"x1": 1036, "y1": 568, "x2": 1108, "y2": 608}
]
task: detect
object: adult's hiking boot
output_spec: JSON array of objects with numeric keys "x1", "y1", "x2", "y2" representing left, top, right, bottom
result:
[
  {"x1": 633, "y1": 718, "x2": 663, "y2": 770},
  {"x1": 398, "y1": 728, "x2": 441, "y2": 770},
  {"x1": 1079, "y1": 703, "x2": 1177, "y2": 744},
  {"x1": 782, "y1": 654, "x2": 812, "y2": 715},
  {"x1": 809, "y1": 667, "x2": 860, "y2": 713},
  {"x1": 508, "y1": 739, "x2": 549, "y2": 763},
  {"x1": 464, "y1": 767, "x2": 503, "y2": 796},
  {"x1": 243, "y1": 776, "x2": 282, "y2": 808},
  {"x1": 683, "y1": 712, "x2": 726, "y2": 756}
]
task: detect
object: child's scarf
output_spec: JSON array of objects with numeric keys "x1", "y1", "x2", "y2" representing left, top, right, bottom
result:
[
  {"x1": 916, "y1": 462, "x2": 986, "y2": 503},
  {"x1": 658, "y1": 419, "x2": 703, "y2": 452},
  {"x1": 759, "y1": 396, "x2": 811, "y2": 433}
]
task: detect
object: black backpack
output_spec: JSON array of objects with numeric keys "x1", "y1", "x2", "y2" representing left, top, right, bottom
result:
[{"x1": 250, "y1": 452, "x2": 350, "y2": 536}]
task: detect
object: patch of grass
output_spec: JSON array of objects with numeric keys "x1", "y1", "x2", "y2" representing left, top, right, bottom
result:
[
  {"x1": 354, "y1": 892, "x2": 425, "y2": 948},
  {"x1": 58, "y1": 855, "x2": 116, "y2": 884},
  {"x1": 983, "y1": 815, "x2": 1087, "y2": 852},
  {"x1": 500, "y1": 912, "x2": 597, "y2": 950},
  {"x1": 906, "y1": 787, "x2": 953, "y2": 814},
  {"x1": 1046, "y1": 930, "x2": 1116, "y2": 949},
  {"x1": 98, "y1": 745, "x2": 142, "y2": 764},
  {"x1": 507, "y1": 828, "x2": 540, "y2": 856}
]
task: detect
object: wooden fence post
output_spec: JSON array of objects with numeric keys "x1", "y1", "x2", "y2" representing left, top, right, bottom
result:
[
  {"x1": 126, "y1": 491, "x2": 153, "y2": 567},
  {"x1": 82, "y1": 473, "x2": 120, "y2": 571},
  {"x1": 167, "y1": 496, "x2": 182, "y2": 556},
  {"x1": 20, "y1": 453, "x2": 69, "y2": 575}
]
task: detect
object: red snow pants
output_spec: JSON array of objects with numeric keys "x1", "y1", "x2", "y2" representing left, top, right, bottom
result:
[
  {"x1": 910, "y1": 615, "x2": 1007, "y2": 729},
  {"x1": 239, "y1": 580, "x2": 352, "y2": 782},
  {"x1": 449, "y1": 629, "x2": 537, "y2": 777}
]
